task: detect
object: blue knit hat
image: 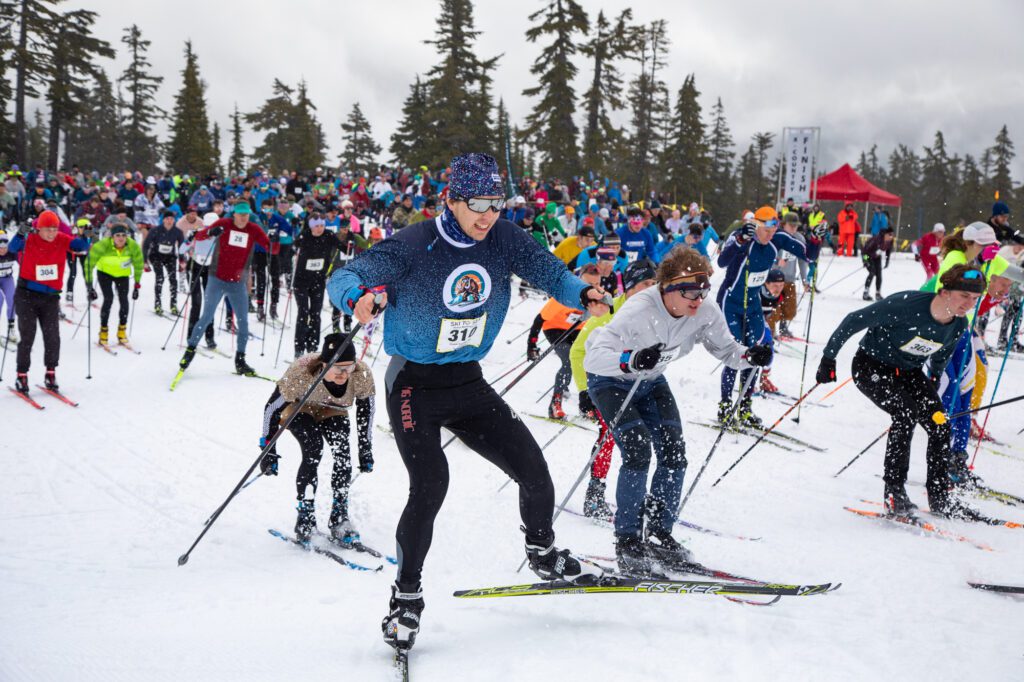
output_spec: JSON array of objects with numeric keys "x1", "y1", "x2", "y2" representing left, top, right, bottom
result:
[
  {"x1": 449, "y1": 153, "x2": 503, "y2": 199},
  {"x1": 992, "y1": 201, "x2": 1010, "y2": 217}
]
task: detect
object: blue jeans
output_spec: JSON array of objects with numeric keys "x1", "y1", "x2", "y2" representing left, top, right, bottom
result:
[
  {"x1": 187, "y1": 275, "x2": 249, "y2": 353},
  {"x1": 587, "y1": 373, "x2": 686, "y2": 537},
  {"x1": 720, "y1": 302, "x2": 767, "y2": 402}
]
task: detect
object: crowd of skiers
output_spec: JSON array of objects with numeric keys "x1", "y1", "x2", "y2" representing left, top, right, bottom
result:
[{"x1": 3, "y1": 155, "x2": 1024, "y2": 657}]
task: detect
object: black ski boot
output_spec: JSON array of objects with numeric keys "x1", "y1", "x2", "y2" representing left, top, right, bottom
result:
[
  {"x1": 44, "y1": 369, "x2": 58, "y2": 392},
  {"x1": 328, "y1": 497, "x2": 360, "y2": 544},
  {"x1": 5, "y1": 320, "x2": 17, "y2": 344},
  {"x1": 947, "y1": 451, "x2": 982, "y2": 491},
  {"x1": 294, "y1": 499, "x2": 316, "y2": 543},
  {"x1": 583, "y1": 477, "x2": 613, "y2": 522},
  {"x1": 270, "y1": 304, "x2": 278, "y2": 321},
  {"x1": 14, "y1": 372, "x2": 29, "y2": 394},
  {"x1": 862, "y1": 290, "x2": 873, "y2": 301},
  {"x1": 736, "y1": 397, "x2": 764, "y2": 429},
  {"x1": 170, "y1": 304, "x2": 179, "y2": 316},
  {"x1": 343, "y1": 314, "x2": 352, "y2": 333},
  {"x1": 154, "y1": 302, "x2": 163, "y2": 316},
  {"x1": 874, "y1": 291, "x2": 883, "y2": 301},
  {"x1": 779, "y1": 321, "x2": 794, "y2": 338},
  {"x1": 614, "y1": 533, "x2": 653, "y2": 577},
  {"x1": 524, "y1": 530, "x2": 604, "y2": 584},
  {"x1": 179, "y1": 346, "x2": 197, "y2": 370},
  {"x1": 235, "y1": 352, "x2": 256, "y2": 376},
  {"x1": 256, "y1": 301, "x2": 266, "y2": 323},
  {"x1": 382, "y1": 582, "x2": 424, "y2": 651},
  {"x1": 929, "y1": 490, "x2": 982, "y2": 521},
  {"x1": 883, "y1": 483, "x2": 918, "y2": 517},
  {"x1": 644, "y1": 527, "x2": 694, "y2": 571},
  {"x1": 717, "y1": 399, "x2": 733, "y2": 426}
]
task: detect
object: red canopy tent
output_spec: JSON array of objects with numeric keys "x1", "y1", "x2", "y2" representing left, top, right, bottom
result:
[{"x1": 812, "y1": 163, "x2": 904, "y2": 238}]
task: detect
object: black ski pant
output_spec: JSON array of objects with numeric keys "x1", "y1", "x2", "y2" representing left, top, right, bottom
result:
[
  {"x1": 151, "y1": 254, "x2": 178, "y2": 308},
  {"x1": 863, "y1": 258, "x2": 883, "y2": 293},
  {"x1": 186, "y1": 262, "x2": 216, "y2": 346},
  {"x1": 96, "y1": 271, "x2": 129, "y2": 327},
  {"x1": 998, "y1": 294, "x2": 1021, "y2": 346},
  {"x1": 385, "y1": 358, "x2": 556, "y2": 589},
  {"x1": 544, "y1": 328, "x2": 577, "y2": 396},
  {"x1": 14, "y1": 286, "x2": 60, "y2": 374},
  {"x1": 253, "y1": 251, "x2": 281, "y2": 309},
  {"x1": 290, "y1": 411, "x2": 359, "y2": 517},
  {"x1": 294, "y1": 281, "x2": 326, "y2": 356},
  {"x1": 278, "y1": 244, "x2": 294, "y2": 288},
  {"x1": 64, "y1": 252, "x2": 86, "y2": 298},
  {"x1": 851, "y1": 350, "x2": 952, "y2": 503}
]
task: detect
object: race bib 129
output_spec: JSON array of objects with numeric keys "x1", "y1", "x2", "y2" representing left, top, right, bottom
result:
[
  {"x1": 437, "y1": 314, "x2": 486, "y2": 353},
  {"x1": 747, "y1": 269, "x2": 769, "y2": 287},
  {"x1": 899, "y1": 336, "x2": 944, "y2": 356}
]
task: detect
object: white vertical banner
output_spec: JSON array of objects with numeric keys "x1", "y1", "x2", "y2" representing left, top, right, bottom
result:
[{"x1": 782, "y1": 127, "x2": 818, "y2": 204}]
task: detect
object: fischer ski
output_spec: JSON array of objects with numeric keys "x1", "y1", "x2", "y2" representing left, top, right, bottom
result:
[
  {"x1": 237, "y1": 372, "x2": 276, "y2": 382},
  {"x1": 9, "y1": 387, "x2": 44, "y2": 409},
  {"x1": 976, "y1": 486, "x2": 1024, "y2": 507},
  {"x1": 453, "y1": 577, "x2": 839, "y2": 599},
  {"x1": 968, "y1": 582, "x2": 1024, "y2": 595},
  {"x1": 319, "y1": 531, "x2": 398, "y2": 565},
  {"x1": 688, "y1": 421, "x2": 801, "y2": 453},
  {"x1": 526, "y1": 413, "x2": 598, "y2": 432},
  {"x1": 844, "y1": 506, "x2": 993, "y2": 551},
  {"x1": 169, "y1": 369, "x2": 185, "y2": 391},
  {"x1": 34, "y1": 385, "x2": 79, "y2": 407},
  {"x1": 267, "y1": 529, "x2": 382, "y2": 572},
  {"x1": 393, "y1": 649, "x2": 409, "y2": 682}
]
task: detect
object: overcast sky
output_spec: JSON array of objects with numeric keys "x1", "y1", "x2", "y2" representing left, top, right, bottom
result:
[{"x1": 49, "y1": 0, "x2": 1024, "y2": 180}]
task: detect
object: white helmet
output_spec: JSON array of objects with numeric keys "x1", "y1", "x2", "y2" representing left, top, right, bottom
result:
[
  {"x1": 933, "y1": 222, "x2": 946, "y2": 232},
  {"x1": 203, "y1": 212, "x2": 219, "y2": 227}
]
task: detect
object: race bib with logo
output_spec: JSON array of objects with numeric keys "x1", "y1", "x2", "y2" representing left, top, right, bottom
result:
[
  {"x1": 36, "y1": 263, "x2": 58, "y2": 281},
  {"x1": 124, "y1": 199, "x2": 133, "y2": 207},
  {"x1": 899, "y1": 336, "x2": 944, "y2": 356},
  {"x1": 305, "y1": 258, "x2": 324, "y2": 271},
  {"x1": 746, "y1": 269, "x2": 769, "y2": 287},
  {"x1": 121, "y1": 260, "x2": 133, "y2": 269},
  {"x1": 928, "y1": 246, "x2": 940, "y2": 255},
  {"x1": 442, "y1": 264, "x2": 491, "y2": 313},
  {"x1": 158, "y1": 244, "x2": 173, "y2": 254},
  {"x1": 228, "y1": 231, "x2": 249, "y2": 248},
  {"x1": 437, "y1": 315, "x2": 487, "y2": 353},
  {"x1": 626, "y1": 250, "x2": 639, "y2": 263}
]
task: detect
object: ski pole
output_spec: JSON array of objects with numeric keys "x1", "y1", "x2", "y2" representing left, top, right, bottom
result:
[
  {"x1": 496, "y1": 421, "x2": 573, "y2": 494},
  {"x1": 793, "y1": 268, "x2": 818, "y2": 424},
  {"x1": 815, "y1": 253, "x2": 836, "y2": 288},
  {"x1": 161, "y1": 270, "x2": 198, "y2": 351},
  {"x1": 86, "y1": 286, "x2": 92, "y2": 379},
  {"x1": 71, "y1": 302, "x2": 90, "y2": 339},
  {"x1": 534, "y1": 384, "x2": 554, "y2": 404},
  {"x1": 486, "y1": 356, "x2": 531, "y2": 385},
  {"x1": 178, "y1": 292, "x2": 385, "y2": 567},
  {"x1": 0, "y1": 321, "x2": 9, "y2": 381},
  {"x1": 711, "y1": 383, "x2": 821, "y2": 487},
  {"x1": 272, "y1": 285, "x2": 294, "y2": 368},
  {"x1": 516, "y1": 372, "x2": 646, "y2": 573},
  {"x1": 969, "y1": 301, "x2": 1023, "y2": 468},
  {"x1": 676, "y1": 367, "x2": 760, "y2": 517},
  {"x1": 443, "y1": 320, "x2": 584, "y2": 449},
  {"x1": 819, "y1": 265, "x2": 863, "y2": 293},
  {"x1": 833, "y1": 427, "x2": 889, "y2": 478},
  {"x1": 818, "y1": 376, "x2": 851, "y2": 402},
  {"x1": 129, "y1": 294, "x2": 136, "y2": 337},
  {"x1": 942, "y1": 393, "x2": 1024, "y2": 421},
  {"x1": 368, "y1": 334, "x2": 386, "y2": 370},
  {"x1": 202, "y1": 472, "x2": 263, "y2": 527},
  {"x1": 505, "y1": 327, "x2": 531, "y2": 344}
]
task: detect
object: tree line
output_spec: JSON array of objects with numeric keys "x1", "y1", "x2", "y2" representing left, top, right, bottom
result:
[{"x1": 0, "y1": 0, "x2": 1018, "y2": 233}]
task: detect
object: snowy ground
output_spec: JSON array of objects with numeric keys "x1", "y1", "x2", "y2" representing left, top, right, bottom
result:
[{"x1": 1, "y1": 252, "x2": 1022, "y2": 681}]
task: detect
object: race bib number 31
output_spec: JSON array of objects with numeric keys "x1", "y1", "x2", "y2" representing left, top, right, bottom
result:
[
  {"x1": 36, "y1": 263, "x2": 58, "y2": 281},
  {"x1": 228, "y1": 230, "x2": 249, "y2": 248},
  {"x1": 899, "y1": 336, "x2": 944, "y2": 357},
  {"x1": 437, "y1": 314, "x2": 487, "y2": 353}
]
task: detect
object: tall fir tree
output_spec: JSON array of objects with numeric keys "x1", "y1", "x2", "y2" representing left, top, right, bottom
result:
[
  {"x1": 660, "y1": 73, "x2": 707, "y2": 203},
  {"x1": 211, "y1": 122, "x2": 221, "y2": 175},
  {"x1": 521, "y1": 0, "x2": 587, "y2": 179},
  {"x1": 494, "y1": 97, "x2": 515, "y2": 187},
  {"x1": 419, "y1": 0, "x2": 499, "y2": 168},
  {"x1": 227, "y1": 103, "x2": 245, "y2": 176},
  {"x1": 25, "y1": 108, "x2": 47, "y2": 167},
  {"x1": 625, "y1": 19, "x2": 671, "y2": 199},
  {"x1": 735, "y1": 144, "x2": 760, "y2": 211},
  {"x1": 751, "y1": 132, "x2": 774, "y2": 206},
  {"x1": 956, "y1": 154, "x2": 988, "y2": 223},
  {"x1": 10, "y1": 0, "x2": 61, "y2": 165},
  {"x1": 920, "y1": 130, "x2": 953, "y2": 227},
  {"x1": 887, "y1": 144, "x2": 922, "y2": 235},
  {"x1": 705, "y1": 97, "x2": 736, "y2": 219},
  {"x1": 46, "y1": 8, "x2": 113, "y2": 169},
  {"x1": 339, "y1": 102, "x2": 381, "y2": 173},
  {"x1": 63, "y1": 70, "x2": 123, "y2": 170},
  {"x1": 290, "y1": 79, "x2": 327, "y2": 171},
  {"x1": 0, "y1": 6, "x2": 16, "y2": 163},
  {"x1": 246, "y1": 79, "x2": 326, "y2": 172},
  {"x1": 578, "y1": 9, "x2": 634, "y2": 179},
  {"x1": 390, "y1": 75, "x2": 430, "y2": 167},
  {"x1": 166, "y1": 40, "x2": 217, "y2": 175},
  {"x1": 987, "y1": 125, "x2": 1015, "y2": 206},
  {"x1": 120, "y1": 24, "x2": 164, "y2": 171}
]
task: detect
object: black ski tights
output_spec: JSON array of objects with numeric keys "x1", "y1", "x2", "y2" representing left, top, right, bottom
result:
[
  {"x1": 289, "y1": 412, "x2": 354, "y2": 505},
  {"x1": 97, "y1": 271, "x2": 129, "y2": 327}
]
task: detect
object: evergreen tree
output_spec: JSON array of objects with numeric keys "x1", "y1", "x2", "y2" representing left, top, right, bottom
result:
[
  {"x1": 45, "y1": 8, "x2": 113, "y2": 169},
  {"x1": 339, "y1": 102, "x2": 381, "y2": 173},
  {"x1": 419, "y1": 0, "x2": 499, "y2": 168},
  {"x1": 887, "y1": 144, "x2": 922, "y2": 235},
  {"x1": 494, "y1": 97, "x2": 515, "y2": 188},
  {"x1": 626, "y1": 19, "x2": 671, "y2": 198},
  {"x1": 578, "y1": 9, "x2": 633, "y2": 178},
  {"x1": 855, "y1": 144, "x2": 887, "y2": 187},
  {"x1": 10, "y1": 0, "x2": 61, "y2": 165},
  {"x1": 227, "y1": 103, "x2": 245, "y2": 176},
  {"x1": 0, "y1": 7, "x2": 16, "y2": 163},
  {"x1": 920, "y1": 131, "x2": 953, "y2": 227},
  {"x1": 211, "y1": 121, "x2": 221, "y2": 175},
  {"x1": 291, "y1": 79, "x2": 326, "y2": 171},
  {"x1": 735, "y1": 144, "x2": 759, "y2": 211},
  {"x1": 521, "y1": 0, "x2": 587, "y2": 179},
  {"x1": 987, "y1": 125, "x2": 1015, "y2": 206},
  {"x1": 63, "y1": 70, "x2": 123, "y2": 171},
  {"x1": 956, "y1": 154, "x2": 987, "y2": 224},
  {"x1": 752, "y1": 131, "x2": 774, "y2": 206},
  {"x1": 25, "y1": 108, "x2": 47, "y2": 167},
  {"x1": 246, "y1": 79, "x2": 326, "y2": 172},
  {"x1": 390, "y1": 75, "x2": 430, "y2": 167},
  {"x1": 120, "y1": 24, "x2": 163, "y2": 171},
  {"x1": 166, "y1": 40, "x2": 217, "y2": 175},
  {"x1": 705, "y1": 97, "x2": 736, "y2": 219},
  {"x1": 660, "y1": 73, "x2": 707, "y2": 203}
]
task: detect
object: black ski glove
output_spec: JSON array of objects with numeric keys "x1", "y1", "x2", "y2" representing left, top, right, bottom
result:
[
  {"x1": 736, "y1": 222, "x2": 757, "y2": 242},
  {"x1": 744, "y1": 344, "x2": 773, "y2": 367},
  {"x1": 259, "y1": 452, "x2": 279, "y2": 476},
  {"x1": 579, "y1": 389, "x2": 597, "y2": 418},
  {"x1": 527, "y1": 336, "x2": 540, "y2": 362},
  {"x1": 132, "y1": 283, "x2": 141, "y2": 300},
  {"x1": 208, "y1": 225, "x2": 224, "y2": 238},
  {"x1": 359, "y1": 452, "x2": 374, "y2": 473},
  {"x1": 87, "y1": 286, "x2": 98, "y2": 301},
  {"x1": 625, "y1": 344, "x2": 661, "y2": 372},
  {"x1": 816, "y1": 357, "x2": 837, "y2": 384}
]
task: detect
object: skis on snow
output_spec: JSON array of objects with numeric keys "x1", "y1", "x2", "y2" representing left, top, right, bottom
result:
[
  {"x1": 317, "y1": 531, "x2": 398, "y2": 565},
  {"x1": 453, "y1": 576, "x2": 839, "y2": 600},
  {"x1": 267, "y1": 529, "x2": 383, "y2": 572},
  {"x1": 968, "y1": 582, "x2": 1024, "y2": 595},
  {"x1": 9, "y1": 387, "x2": 45, "y2": 409},
  {"x1": 34, "y1": 385, "x2": 79, "y2": 407},
  {"x1": 844, "y1": 506, "x2": 994, "y2": 551}
]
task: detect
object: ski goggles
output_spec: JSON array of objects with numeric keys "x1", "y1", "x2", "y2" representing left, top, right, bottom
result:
[
  {"x1": 759, "y1": 218, "x2": 780, "y2": 229},
  {"x1": 596, "y1": 247, "x2": 618, "y2": 261},
  {"x1": 662, "y1": 272, "x2": 712, "y2": 300},
  {"x1": 945, "y1": 268, "x2": 987, "y2": 294},
  {"x1": 458, "y1": 196, "x2": 504, "y2": 214}
]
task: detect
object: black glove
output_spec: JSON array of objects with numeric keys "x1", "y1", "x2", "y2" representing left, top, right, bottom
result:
[
  {"x1": 268, "y1": 229, "x2": 280, "y2": 242},
  {"x1": 744, "y1": 344, "x2": 773, "y2": 367},
  {"x1": 208, "y1": 225, "x2": 224, "y2": 238},
  {"x1": 88, "y1": 286, "x2": 98, "y2": 301},
  {"x1": 884, "y1": 258, "x2": 890, "y2": 269},
  {"x1": 359, "y1": 452, "x2": 374, "y2": 473},
  {"x1": 527, "y1": 336, "x2": 540, "y2": 361},
  {"x1": 737, "y1": 222, "x2": 756, "y2": 242},
  {"x1": 579, "y1": 389, "x2": 597, "y2": 418},
  {"x1": 132, "y1": 283, "x2": 140, "y2": 300},
  {"x1": 914, "y1": 253, "x2": 921, "y2": 262},
  {"x1": 259, "y1": 452, "x2": 279, "y2": 476},
  {"x1": 627, "y1": 344, "x2": 661, "y2": 372},
  {"x1": 812, "y1": 224, "x2": 828, "y2": 239},
  {"x1": 816, "y1": 357, "x2": 837, "y2": 384}
]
